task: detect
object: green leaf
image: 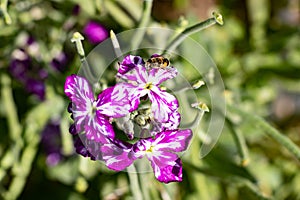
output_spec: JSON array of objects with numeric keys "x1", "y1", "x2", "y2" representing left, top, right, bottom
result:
[{"x1": 104, "y1": 0, "x2": 135, "y2": 28}]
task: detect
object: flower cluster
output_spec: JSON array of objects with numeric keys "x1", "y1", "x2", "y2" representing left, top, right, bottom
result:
[{"x1": 64, "y1": 55, "x2": 193, "y2": 183}]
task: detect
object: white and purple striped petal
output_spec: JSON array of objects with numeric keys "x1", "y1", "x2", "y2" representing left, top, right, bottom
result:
[
  {"x1": 116, "y1": 57, "x2": 180, "y2": 125},
  {"x1": 64, "y1": 74, "x2": 94, "y2": 105},
  {"x1": 149, "y1": 154, "x2": 182, "y2": 183},
  {"x1": 148, "y1": 67, "x2": 178, "y2": 85},
  {"x1": 101, "y1": 138, "x2": 136, "y2": 171},
  {"x1": 151, "y1": 129, "x2": 193, "y2": 152},
  {"x1": 84, "y1": 114, "x2": 114, "y2": 143},
  {"x1": 120, "y1": 64, "x2": 148, "y2": 84},
  {"x1": 149, "y1": 87, "x2": 179, "y2": 123},
  {"x1": 164, "y1": 111, "x2": 181, "y2": 130},
  {"x1": 118, "y1": 55, "x2": 144, "y2": 75},
  {"x1": 97, "y1": 86, "x2": 132, "y2": 117},
  {"x1": 160, "y1": 111, "x2": 181, "y2": 131},
  {"x1": 113, "y1": 82, "x2": 142, "y2": 112}
]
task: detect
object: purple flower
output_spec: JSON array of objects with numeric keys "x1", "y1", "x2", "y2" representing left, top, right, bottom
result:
[
  {"x1": 72, "y1": 4, "x2": 81, "y2": 16},
  {"x1": 9, "y1": 50, "x2": 30, "y2": 83},
  {"x1": 9, "y1": 48, "x2": 47, "y2": 100},
  {"x1": 134, "y1": 129, "x2": 192, "y2": 183},
  {"x1": 41, "y1": 121, "x2": 63, "y2": 166},
  {"x1": 25, "y1": 78, "x2": 45, "y2": 100},
  {"x1": 64, "y1": 74, "x2": 131, "y2": 142},
  {"x1": 50, "y1": 52, "x2": 69, "y2": 72},
  {"x1": 116, "y1": 62, "x2": 179, "y2": 123},
  {"x1": 83, "y1": 21, "x2": 108, "y2": 44}
]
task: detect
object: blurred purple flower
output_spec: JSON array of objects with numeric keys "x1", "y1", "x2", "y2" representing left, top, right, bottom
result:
[
  {"x1": 26, "y1": 36, "x2": 35, "y2": 46},
  {"x1": 41, "y1": 121, "x2": 63, "y2": 166},
  {"x1": 83, "y1": 21, "x2": 108, "y2": 44},
  {"x1": 72, "y1": 4, "x2": 81, "y2": 16},
  {"x1": 50, "y1": 52, "x2": 69, "y2": 72},
  {"x1": 9, "y1": 46, "x2": 47, "y2": 100},
  {"x1": 9, "y1": 50, "x2": 31, "y2": 83},
  {"x1": 25, "y1": 78, "x2": 46, "y2": 100}
]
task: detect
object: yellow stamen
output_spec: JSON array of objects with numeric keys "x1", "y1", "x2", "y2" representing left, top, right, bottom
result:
[
  {"x1": 144, "y1": 82, "x2": 153, "y2": 90},
  {"x1": 146, "y1": 145, "x2": 154, "y2": 153}
]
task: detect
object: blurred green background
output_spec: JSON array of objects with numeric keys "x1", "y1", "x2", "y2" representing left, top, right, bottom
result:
[{"x1": 0, "y1": 0, "x2": 299, "y2": 199}]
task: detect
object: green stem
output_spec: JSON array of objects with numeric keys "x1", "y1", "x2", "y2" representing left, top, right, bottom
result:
[
  {"x1": 181, "y1": 111, "x2": 203, "y2": 129},
  {"x1": 2, "y1": 87, "x2": 64, "y2": 200},
  {"x1": 127, "y1": 164, "x2": 144, "y2": 200},
  {"x1": 228, "y1": 104, "x2": 300, "y2": 161},
  {"x1": 226, "y1": 118, "x2": 250, "y2": 166},
  {"x1": 1, "y1": 74, "x2": 22, "y2": 141},
  {"x1": 237, "y1": 179, "x2": 271, "y2": 200},
  {"x1": 163, "y1": 12, "x2": 223, "y2": 55},
  {"x1": 130, "y1": 0, "x2": 153, "y2": 51},
  {"x1": 6, "y1": 129, "x2": 39, "y2": 200},
  {"x1": 136, "y1": 160, "x2": 150, "y2": 200},
  {"x1": 60, "y1": 111, "x2": 74, "y2": 155},
  {"x1": 80, "y1": 57, "x2": 98, "y2": 84},
  {"x1": 190, "y1": 139, "x2": 211, "y2": 199},
  {"x1": 0, "y1": 0, "x2": 12, "y2": 24},
  {"x1": 95, "y1": 0, "x2": 103, "y2": 13}
]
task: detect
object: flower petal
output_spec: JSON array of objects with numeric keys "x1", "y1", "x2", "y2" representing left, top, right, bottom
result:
[
  {"x1": 84, "y1": 114, "x2": 115, "y2": 143},
  {"x1": 148, "y1": 67, "x2": 178, "y2": 85},
  {"x1": 153, "y1": 129, "x2": 193, "y2": 152},
  {"x1": 120, "y1": 64, "x2": 148, "y2": 84},
  {"x1": 133, "y1": 137, "x2": 183, "y2": 183},
  {"x1": 118, "y1": 55, "x2": 144, "y2": 75},
  {"x1": 64, "y1": 75, "x2": 115, "y2": 142},
  {"x1": 148, "y1": 152, "x2": 183, "y2": 183},
  {"x1": 132, "y1": 139, "x2": 149, "y2": 158},
  {"x1": 101, "y1": 138, "x2": 136, "y2": 171},
  {"x1": 64, "y1": 74, "x2": 94, "y2": 104},
  {"x1": 97, "y1": 86, "x2": 132, "y2": 118},
  {"x1": 73, "y1": 135, "x2": 103, "y2": 160},
  {"x1": 111, "y1": 84, "x2": 139, "y2": 112},
  {"x1": 149, "y1": 87, "x2": 179, "y2": 122},
  {"x1": 161, "y1": 111, "x2": 181, "y2": 130}
]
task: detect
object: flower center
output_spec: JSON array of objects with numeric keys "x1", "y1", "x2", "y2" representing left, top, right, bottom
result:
[
  {"x1": 144, "y1": 82, "x2": 153, "y2": 90},
  {"x1": 90, "y1": 101, "x2": 97, "y2": 116},
  {"x1": 146, "y1": 145, "x2": 154, "y2": 153}
]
